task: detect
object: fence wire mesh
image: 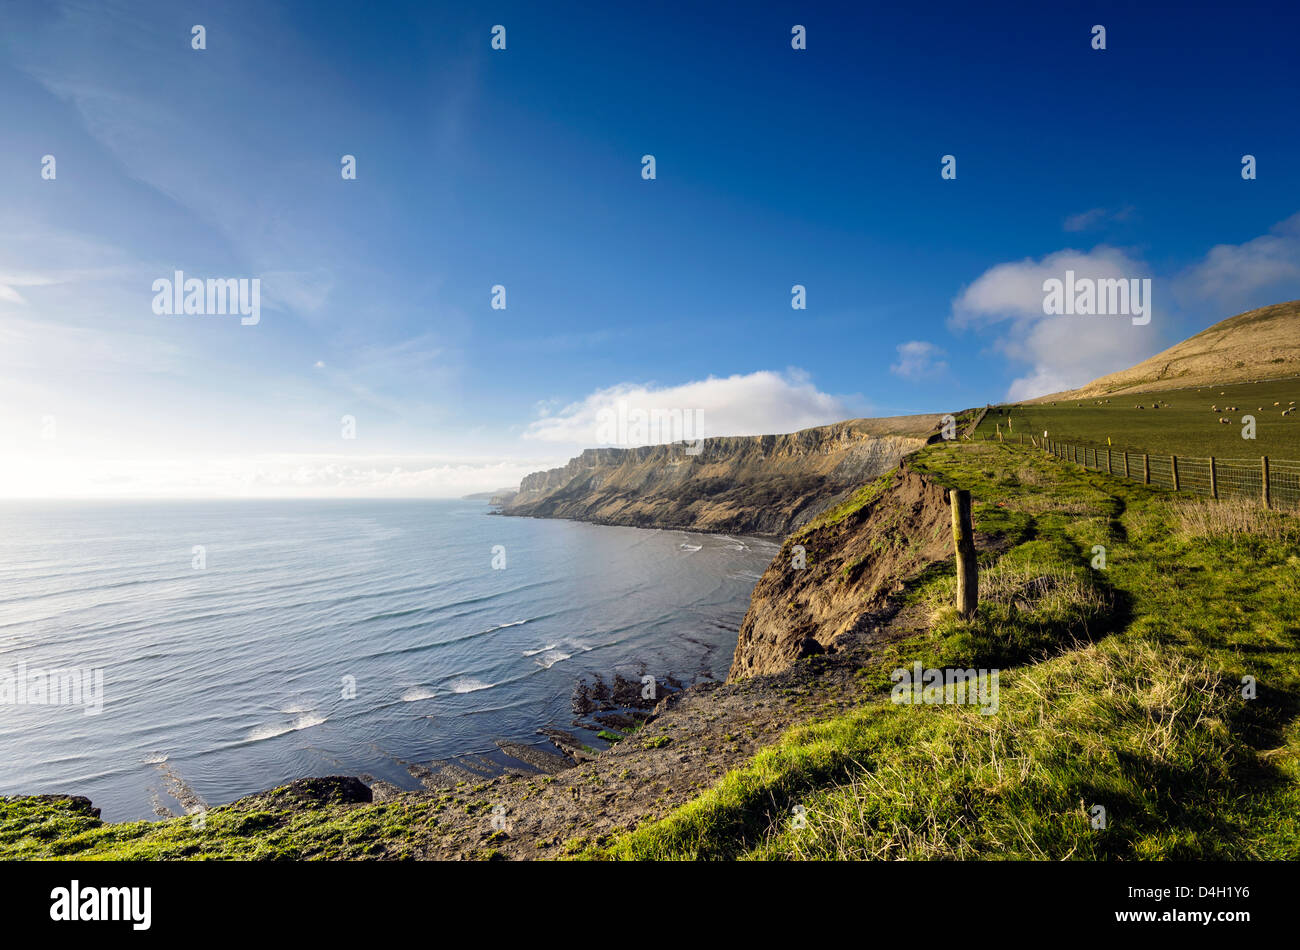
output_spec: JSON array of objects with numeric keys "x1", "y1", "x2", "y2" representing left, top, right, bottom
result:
[{"x1": 1011, "y1": 434, "x2": 1300, "y2": 509}]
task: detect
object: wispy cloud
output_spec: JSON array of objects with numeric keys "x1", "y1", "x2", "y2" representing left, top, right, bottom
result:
[
  {"x1": 1177, "y1": 211, "x2": 1300, "y2": 312},
  {"x1": 890, "y1": 341, "x2": 948, "y2": 380},
  {"x1": 1064, "y1": 206, "x2": 1134, "y2": 232}
]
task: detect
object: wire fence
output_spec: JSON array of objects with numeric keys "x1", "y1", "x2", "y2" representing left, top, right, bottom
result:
[{"x1": 977, "y1": 431, "x2": 1300, "y2": 510}]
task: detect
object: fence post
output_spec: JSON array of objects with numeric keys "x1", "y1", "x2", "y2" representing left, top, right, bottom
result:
[
  {"x1": 950, "y1": 489, "x2": 978, "y2": 619},
  {"x1": 1123, "y1": 451, "x2": 1130, "y2": 479},
  {"x1": 1209, "y1": 457, "x2": 1218, "y2": 499},
  {"x1": 1171, "y1": 455, "x2": 1179, "y2": 491},
  {"x1": 1262, "y1": 457, "x2": 1271, "y2": 509},
  {"x1": 1106, "y1": 448, "x2": 1113, "y2": 475},
  {"x1": 1143, "y1": 454, "x2": 1150, "y2": 485}
]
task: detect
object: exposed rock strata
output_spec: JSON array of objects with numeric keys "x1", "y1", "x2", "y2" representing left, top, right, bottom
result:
[{"x1": 501, "y1": 415, "x2": 943, "y2": 536}]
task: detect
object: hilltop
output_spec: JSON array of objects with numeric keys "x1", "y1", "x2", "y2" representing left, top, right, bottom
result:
[{"x1": 1034, "y1": 299, "x2": 1300, "y2": 401}]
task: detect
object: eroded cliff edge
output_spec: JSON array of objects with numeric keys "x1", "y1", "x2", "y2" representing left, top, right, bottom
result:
[
  {"x1": 500, "y1": 414, "x2": 944, "y2": 536},
  {"x1": 728, "y1": 462, "x2": 955, "y2": 680}
]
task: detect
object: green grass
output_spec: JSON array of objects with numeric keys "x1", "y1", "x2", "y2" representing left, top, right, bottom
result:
[
  {"x1": 976, "y1": 377, "x2": 1300, "y2": 458},
  {"x1": 791, "y1": 471, "x2": 895, "y2": 540},
  {"x1": 0, "y1": 788, "x2": 439, "y2": 860},
  {"x1": 587, "y1": 441, "x2": 1300, "y2": 860}
]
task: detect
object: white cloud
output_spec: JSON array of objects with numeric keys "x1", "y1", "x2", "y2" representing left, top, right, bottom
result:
[
  {"x1": 890, "y1": 341, "x2": 948, "y2": 380},
  {"x1": 951, "y1": 246, "x2": 1159, "y2": 400},
  {"x1": 1178, "y1": 211, "x2": 1300, "y2": 310},
  {"x1": 523, "y1": 370, "x2": 853, "y2": 447}
]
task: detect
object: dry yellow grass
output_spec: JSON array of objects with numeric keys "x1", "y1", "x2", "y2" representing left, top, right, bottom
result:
[
  {"x1": 1032, "y1": 299, "x2": 1300, "y2": 401},
  {"x1": 1173, "y1": 498, "x2": 1300, "y2": 541}
]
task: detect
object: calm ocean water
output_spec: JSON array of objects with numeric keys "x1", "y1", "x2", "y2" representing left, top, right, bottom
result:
[{"x1": 0, "y1": 500, "x2": 776, "y2": 820}]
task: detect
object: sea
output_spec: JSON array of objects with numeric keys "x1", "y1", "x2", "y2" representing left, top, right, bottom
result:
[{"x1": 0, "y1": 499, "x2": 776, "y2": 820}]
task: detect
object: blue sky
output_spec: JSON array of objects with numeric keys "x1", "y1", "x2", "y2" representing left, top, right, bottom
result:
[{"x1": 2, "y1": 0, "x2": 1298, "y2": 496}]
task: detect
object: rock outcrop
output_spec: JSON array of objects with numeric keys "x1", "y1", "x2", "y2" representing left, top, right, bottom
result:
[
  {"x1": 728, "y1": 463, "x2": 954, "y2": 680},
  {"x1": 500, "y1": 415, "x2": 944, "y2": 536}
]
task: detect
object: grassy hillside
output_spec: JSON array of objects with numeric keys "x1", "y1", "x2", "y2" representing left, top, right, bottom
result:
[
  {"x1": 974, "y1": 376, "x2": 1300, "y2": 459},
  {"x1": 589, "y1": 441, "x2": 1300, "y2": 859},
  {"x1": 1037, "y1": 299, "x2": 1300, "y2": 399}
]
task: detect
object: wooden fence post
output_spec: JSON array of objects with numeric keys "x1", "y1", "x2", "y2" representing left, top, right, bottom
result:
[
  {"x1": 950, "y1": 489, "x2": 978, "y2": 619},
  {"x1": 1171, "y1": 455, "x2": 1180, "y2": 491},
  {"x1": 1106, "y1": 448, "x2": 1113, "y2": 475},
  {"x1": 1143, "y1": 454, "x2": 1150, "y2": 485},
  {"x1": 1262, "y1": 457, "x2": 1271, "y2": 509},
  {"x1": 1123, "y1": 451, "x2": 1130, "y2": 479},
  {"x1": 1209, "y1": 457, "x2": 1217, "y2": 500}
]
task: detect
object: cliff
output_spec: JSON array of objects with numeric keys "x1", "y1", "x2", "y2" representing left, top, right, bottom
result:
[
  {"x1": 501, "y1": 414, "x2": 944, "y2": 536},
  {"x1": 727, "y1": 462, "x2": 955, "y2": 679}
]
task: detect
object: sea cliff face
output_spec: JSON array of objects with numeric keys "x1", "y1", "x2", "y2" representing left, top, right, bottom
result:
[
  {"x1": 501, "y1": 415, "x2": 943, "y2": 536},
  {"x1": 727, "y1": 463, "x2": 954, "y2": 680}
]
